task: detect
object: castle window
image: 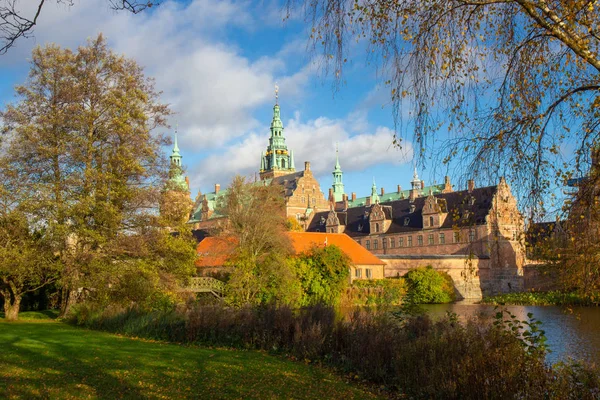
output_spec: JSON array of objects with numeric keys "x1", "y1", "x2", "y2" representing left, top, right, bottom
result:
[
  {"x1": 469, "y1": 230, "x2": 476, "y2": 242},
  {"x1": 404, "y1": 217, "x2": 410, "y2": 226},
  {"x1": 355, "y1": 268, "x2": 362, "y2": 278},
  {"x1": 302, "y1": 186, "x2": 305, "y2": 194},
  {"x1": 382, "y1": 238, "x2": 387, "y2": 248},
  {"x1": 417, "y1": 235, "x2": 423, "y2": 246},
  {"x1": 399, "y1": 237, "x2": 404, "y2": 247},
  {"x1": 366, "y1": 269, "x2": 373, "y2": 279},
  {"x1": 453, "y1": 231, "x2": 460, "y2": 243},
  {"x1": 428, "y1": 233, "x2": 434, "y2": 245},
  {"x1": 373, "y1": 240, "x2": 379, "y2": 250},
  {"x1": 357, "y1": 223, "x2": 363, "y2": 232},
  {"x1": 407, "y1": 236, "x2": 413, "y2": 247},
  {"x1": 301, "y1": 196, "x2": 305, "y2": 203},
  {"x1": 375, "y1": 223, "x2": 380, "y2": 233},
  {"x1": 390, "y1": 238, "x2": 395, "y2": 248},
  {"x1": 439, "y1": 233, "x2": 445, "y2": 244},
  {"x1": 429, "y1": 216, "x2": 434, "y2": 227},
  {"x1": 366, "y1": 240, "x2": 371, "y2": 250}
]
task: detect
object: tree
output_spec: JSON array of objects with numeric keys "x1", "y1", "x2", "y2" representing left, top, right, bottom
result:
[
  {"x1": 0, "y1": 0, "x2": 159, "y2": 55},
  {"x1": 216, "y1": 176, "x2": 299, "y2": 306},
  {"x1": 291, "y1": 244, "x2": 351, "y2": 306},
  {"x1": 293, "y1": 0, "x2": 600, "y2": 217},
  {"x1": 0, "y1": 212, "x2": 58, "y2": 320},
  {"x1": 0, "y1": 34, "x2": 181, "y2": 315}
]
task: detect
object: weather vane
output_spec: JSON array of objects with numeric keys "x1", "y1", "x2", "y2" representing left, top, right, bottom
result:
[{"x1": 275, "y1": 83, "x2": 279, "y2": 104}]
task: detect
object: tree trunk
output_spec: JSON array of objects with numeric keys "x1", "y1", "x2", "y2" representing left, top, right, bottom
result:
[
  {"x1": 59, "y1": 288, "x2": 79, "y2": 317},
  {"x1": 4, "y1": 295, "x2": 21, "y2": 321}
]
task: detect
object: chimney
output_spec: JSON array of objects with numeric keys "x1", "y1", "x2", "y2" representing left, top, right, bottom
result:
[
  {"x1": 342, "y1": 194, "x2": 348, "y2": 209},
  {"x1": 421, "y1": 180, "x2": 425, "y2": 190},
  {"x1": 351, "y1": 192, "x2": 357, "y2": 201},
  {"x1": 215, "y1": 183, "x2": 220, "y2": 195},
  {"x1": 328, "y1": 188, "x2": 334, "y2": 203},
  {"x1": 304, "y1": 161, "x2": 311, "y2": 171},
  {"x1": 467, "y1": 179, "x2": 475, "y2": 193},
  {"x1": 381, "y1": 187, "x2": 385, "y2": 196},
  {"x1": 185, "y1": 176, "x2": 190, "y2": 190},
  {"x1": 397, "y1": 185, "x2": 402, "y2": 193}
]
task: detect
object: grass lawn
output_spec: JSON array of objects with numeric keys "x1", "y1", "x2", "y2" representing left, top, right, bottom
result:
[{"x1": 0, "y1": 319, "x2": 381, "y2": 399}]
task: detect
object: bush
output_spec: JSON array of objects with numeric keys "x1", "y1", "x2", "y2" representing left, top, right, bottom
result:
[
  {"x1": 405, "y1": 266, "x2": 455, "y2": 304},
  {"x1": 68, "y1": 303, "x2": 600, "y2": 399},
  {"x1": 343, "y1": 278, "x2": 407, "y2": 306}
]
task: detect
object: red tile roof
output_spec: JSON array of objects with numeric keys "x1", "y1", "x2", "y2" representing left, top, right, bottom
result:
[
  {"x1": 196, "y1": 232, "x2": 384, "y2": 268},
  {"x1": 196, "y1": 236, "x2": 237, "y2": 267},
  {"x1": 288, "y1": 232, "x2": 385, "y2": 266}
]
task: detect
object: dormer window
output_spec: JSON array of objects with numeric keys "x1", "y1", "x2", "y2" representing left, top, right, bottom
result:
[
  {"x1": 410, "y1": 205, "x2": 416, "y2": 213},
  {"x1": 404, "y1": 217, "x2": 410, "y2": 226},
  {"x1": 320, "y1": 216, "x2": 326, "y2": 225},
  {"x1": 358, "y1": 223, "x2": 363, "y2": 232},
  {"x1": 469, "y1": 196, "x2": 476, "y2": 206}
]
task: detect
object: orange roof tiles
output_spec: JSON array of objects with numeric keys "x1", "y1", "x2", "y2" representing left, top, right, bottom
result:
[
  {"x1": 288, "y1": 232, "x2": 385, "y2": 266},
  {"x1": 196, "y1": 232, "x2": 384, "y2": 268},
  {"x1": 195, "y1": 236, "x2": 237, "y2": 267}
]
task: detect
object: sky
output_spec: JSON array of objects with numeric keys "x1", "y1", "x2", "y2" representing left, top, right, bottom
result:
[{"x1": 0, "y1": 0, "x2": 473, "y2": 199}]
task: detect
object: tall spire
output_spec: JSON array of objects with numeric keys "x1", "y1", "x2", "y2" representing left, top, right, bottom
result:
[
  {"x1": 371, "y1": 177, "x2": 380, "y2": 204},
  {"x1": 411, "y1": 167, "x2": 422, "y2": 190},
  {"x1": 168, "y1": 126, "x2": 187, "y2": 191},
  {"x1": 259, "y1": 86, "x2": 295, "y2": 180},
  {"x1": 332, "y1": 143, "x2": 345, "y2": 202}
]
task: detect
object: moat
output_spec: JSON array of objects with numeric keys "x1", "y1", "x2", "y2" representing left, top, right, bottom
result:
[{"x1": 422, "y1": 303, "x2": 600, "y2": 366}]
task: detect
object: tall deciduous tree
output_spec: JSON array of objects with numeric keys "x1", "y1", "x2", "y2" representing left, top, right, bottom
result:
[
  {"x1": 294, "y1": 0, "x2": 600, "y2": 217},
  {"x1": 216, "y1": 176, "x2": 299, "y2": 306},
  {"x1": 0, "y1": 34, "x2": 192, "y2": 315}
]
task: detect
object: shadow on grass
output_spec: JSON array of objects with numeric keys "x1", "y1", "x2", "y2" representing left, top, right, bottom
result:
[{"x1": 0, "y1": 321, "x2": 379, "y2": 399}]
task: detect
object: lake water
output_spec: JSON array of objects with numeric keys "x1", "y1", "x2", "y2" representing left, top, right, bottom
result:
[{"x1": 421, "y1": 303, "x2": 600, "y2": 366}]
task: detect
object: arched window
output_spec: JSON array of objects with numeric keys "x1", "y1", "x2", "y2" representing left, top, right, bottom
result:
[
  {"x1": 281, "y1": 158, "x2": 286, "y2": 168},
  {"x1": 429, "y1": 216, "x2": 434, "y2": 227},
  {"x1": 375, "y1": 222, "x2": 380, "y2": 233}
]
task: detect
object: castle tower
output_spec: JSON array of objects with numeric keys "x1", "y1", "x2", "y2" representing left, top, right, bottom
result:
[
  {"x1": 168, "y1": 129, "x2": 189, "y2": 192},
  {"x1": 371, "y1": 178, "x2": 380, "y2": 204},
  {"x1": 162, "y1": 128, "x2": 192, "y2": 227},
  {"x1": 332, "y1": 144, "x2": 345, "y2": 202},
  {"x1": 259, "y1": 86, "x2": 296, "y2": 180}
]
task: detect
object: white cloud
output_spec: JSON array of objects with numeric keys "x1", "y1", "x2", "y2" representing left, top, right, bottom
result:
[
  {"x1": 0, "y1": 0, "x2": 314, "y2": 150},
  {"x1": 190, "y1": 111, "x2": 413, "y2": 190}
]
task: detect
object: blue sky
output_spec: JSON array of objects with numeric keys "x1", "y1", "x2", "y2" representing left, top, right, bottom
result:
[{"x1": 0, "y1": 0, "x2": 476, "y2": 199}]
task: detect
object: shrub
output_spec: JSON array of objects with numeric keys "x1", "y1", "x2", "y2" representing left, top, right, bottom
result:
[
  {"x1": 343, "y1": 278, "x2": 407, "y2": 306},
  {"x1": 405, "y1": 266, "x2": 455, "y2": 304}
]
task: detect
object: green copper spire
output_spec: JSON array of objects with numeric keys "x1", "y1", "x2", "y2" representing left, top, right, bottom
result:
[
  {"x1": 371, "y1": 177, "x2": 380, "y2": 204},
  {"x1": 332, "y1": 144, "x2": 345, "y2": 202},
  {"x1": 170, "y1": 127, "x2": 182, "y2": 167},
  {"x1": 260, "y1": 86, "x2": 296, "y2": 177},
  {"x1": 168, "y1": 128, "x2": 188, "y2": 191}
]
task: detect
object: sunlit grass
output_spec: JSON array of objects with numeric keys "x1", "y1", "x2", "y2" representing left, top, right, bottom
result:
[{"x1": 0, "y1": 320, "x2": 380, "y2": 399}]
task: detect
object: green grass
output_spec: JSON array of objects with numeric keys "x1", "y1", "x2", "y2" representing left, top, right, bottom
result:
[
  {"x1": 0, "y1": 320, "x2": 381, "y2": 399},
  {"x1": 0, "y1": 309, "x2": 60, "y2": 320}
]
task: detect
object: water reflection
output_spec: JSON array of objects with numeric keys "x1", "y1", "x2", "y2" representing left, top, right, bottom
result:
[{"x1": 421, "y1": 303, "x2": 600, "y2": 366}]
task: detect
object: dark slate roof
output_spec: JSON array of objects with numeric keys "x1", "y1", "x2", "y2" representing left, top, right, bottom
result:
[{"x1": 307, "y1": 186, "x2": 498, "y2": 237}]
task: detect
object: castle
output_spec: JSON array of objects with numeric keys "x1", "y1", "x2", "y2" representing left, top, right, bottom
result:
[{"x1": 175, "y1": 96, "x2": 527, "y2": 298}]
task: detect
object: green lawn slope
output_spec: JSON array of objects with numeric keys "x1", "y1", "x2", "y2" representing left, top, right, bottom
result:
[{"x1": 0, "y1": 320, "x2": 380, "y2": 399}]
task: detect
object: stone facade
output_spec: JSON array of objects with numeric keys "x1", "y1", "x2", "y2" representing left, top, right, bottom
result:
[{"x1": 307, "y1": 177, "x2": 526, "y2": 298}]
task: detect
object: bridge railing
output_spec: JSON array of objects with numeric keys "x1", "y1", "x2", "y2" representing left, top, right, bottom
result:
[{"x1": 184, "y1": 277, "x2": 226, "y2": 295}]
